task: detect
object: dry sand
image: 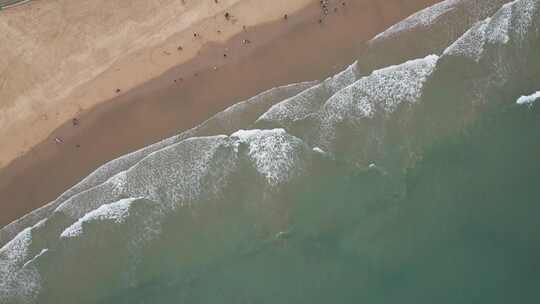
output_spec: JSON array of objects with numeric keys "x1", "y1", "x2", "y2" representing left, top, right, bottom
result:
[
  {"x1": 0, "y1": 0, "x2": 315, "y2": 169},
  {"x1": 0, "y1": 0, "x2": 440, "y2": 227}
]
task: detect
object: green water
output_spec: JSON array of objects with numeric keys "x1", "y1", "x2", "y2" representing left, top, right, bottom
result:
[
  {"x1": 99, "y1": 102, "x2": 540, "y2": 304},
  {"x1": 2, "y1": 1, "x2": 540, "y2": 303}
]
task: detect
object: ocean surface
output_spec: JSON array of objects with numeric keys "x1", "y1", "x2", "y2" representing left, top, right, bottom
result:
[{"x1": 1, "y1": 0, "x2": 540, "y2": 303}]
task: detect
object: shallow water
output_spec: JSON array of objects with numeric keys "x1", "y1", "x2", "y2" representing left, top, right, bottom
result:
[
  {"x1": 2, "y1": 0, "x2": 540, "y2": 302},
  {"x1": 96, "y1": 102, "x2": 540, "y2": 304}
]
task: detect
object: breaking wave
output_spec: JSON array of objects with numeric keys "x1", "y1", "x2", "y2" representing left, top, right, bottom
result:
[{"x1": 2, "y1": 0, "x2": 540, "y2": 303}]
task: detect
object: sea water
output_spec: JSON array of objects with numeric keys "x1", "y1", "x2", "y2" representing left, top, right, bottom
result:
[{"x1": 2, "y1": 0, "x2": 540, "y2": 303}]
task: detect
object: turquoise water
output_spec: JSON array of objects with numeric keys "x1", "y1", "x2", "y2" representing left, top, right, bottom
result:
[
  {"x1": 98, "y1": 103, "x2": 540, "y2": 304},
  {"x1": 2, "y1": 0, "x2": 540, "y2": 302}
]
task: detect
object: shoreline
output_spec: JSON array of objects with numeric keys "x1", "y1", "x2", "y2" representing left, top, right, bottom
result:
[
  {"x1": 0, "y1": 0, "x2": 32, "y2": 10},
  {"x1": 0, "y1": 0, "x2": 315, "y2": 169},
  {"x1": 0, "y1": 0, "x2": 440, "y2": 228}
]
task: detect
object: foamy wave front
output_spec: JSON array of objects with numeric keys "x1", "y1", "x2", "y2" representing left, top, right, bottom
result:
[{"x1": 1, "y1": 0, "x2": 540, "y2": 303}]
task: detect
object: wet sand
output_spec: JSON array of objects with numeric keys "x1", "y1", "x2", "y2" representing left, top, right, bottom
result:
[
  {"x1": 0, "y1": 0, "x2": 316, "y2": 167},
  {"x1": 0, "y1": 0, "x2": 440, "y2": 228}
]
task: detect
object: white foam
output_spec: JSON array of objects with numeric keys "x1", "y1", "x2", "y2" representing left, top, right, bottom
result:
[
  {"x1": 0, "y1": 227, "x2": 41, "y2": 303},
  {"x1": 485, "y1": 0, "x2": 539, "y2": 46},
  {"x1": 314, "y1": 55, "x2": 439, "y2": 153},
  {"x1": 370, "y1": 55, "x2": 439, "y2": 112},
  {"x1": 444, "y1": 18, "x2": 490, "y2": 61},
  {"x1": 0, "y1": 227, "x2": 32, "y2": 263},
  {"x1": 232, "y1": 129, "x2": 309, "y2": 187},
  {"x1": 22, "y1": 248, "x2": 48, "y2": 269},
  {"x1": 324, "y1": 55, "x2": 438, "y2": 118},
  {"x1": 231, "y1": 128, "x2": 286, "y2": 142},
  {"x1": 256, "y1": 62, "x2": 359, "y2": 128},
  {"x1": 486, "y1": 2, "x2": 513, "y2": 44},
  {"x1": 511, "y1": 0, "x2": 539, "y2": 42},
  {"x1": 312, "y1": 147, "x2": 326, "y2": 154},
  {"x1": 60, "y1": 198, "x2": 134, "y2": 238},
  {"x1": 55, "y1": 135, "x2": 234, "y2": 219},
  {"x1": 0, "y1": 81, "x2": 317, "y2": 249},
  {"x1": 516, "y1": 91, "x2": 540, "y2": 105},
  {"x1": 372, "y1": 0, "x2": 459, "y2": 41},
  {"x1": 2, "y1": 1, "x2": 538, "y2": 300}
]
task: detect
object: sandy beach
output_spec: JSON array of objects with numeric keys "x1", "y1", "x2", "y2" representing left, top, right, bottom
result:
[{"x1": 0, "y1": 0, "x2": 440, "y2": 227}]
